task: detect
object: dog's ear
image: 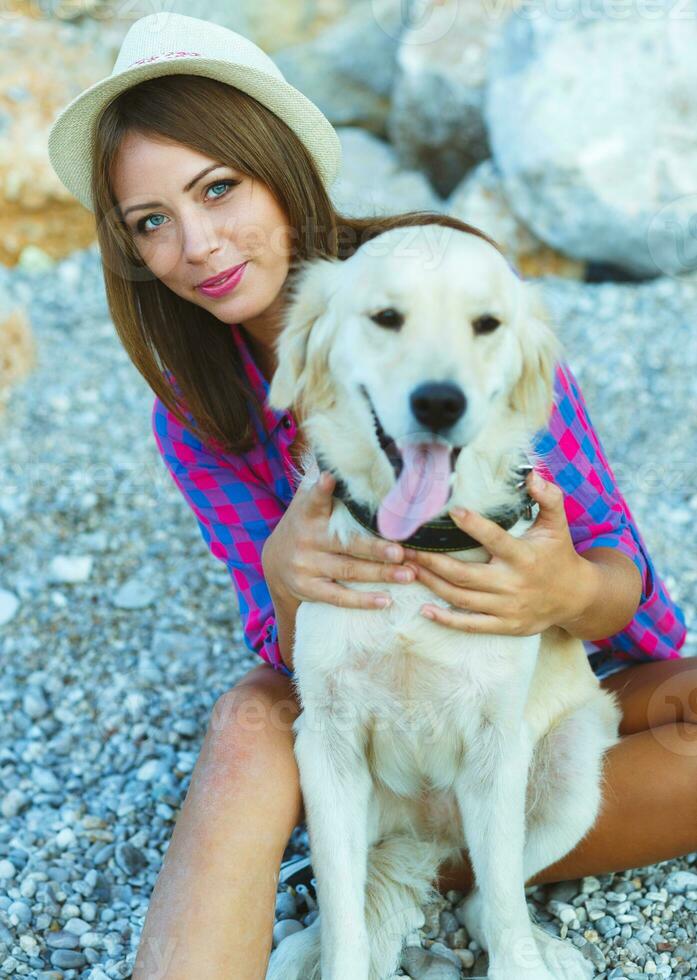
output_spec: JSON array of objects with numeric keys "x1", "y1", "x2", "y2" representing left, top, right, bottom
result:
[
  {"x1": 267, "y1": 256, "x2": 340, "y2": 413},
  {"x1": 509, "y1": 282, "x2": 563, "y2": 431}
]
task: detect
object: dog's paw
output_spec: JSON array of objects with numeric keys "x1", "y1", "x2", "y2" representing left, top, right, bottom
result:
[
  {"x1": 266, "y1": 917, "x2": 321, "y2": 980},
  {"x1": 531, "y1": 922, "x2": 595, "y2": 980},
  {"x1": 369, "y1": 902, "x2": 426, "y2": 980},
  {"x1": 456, "y1": 887, "x2": 487, "y2": 949}
]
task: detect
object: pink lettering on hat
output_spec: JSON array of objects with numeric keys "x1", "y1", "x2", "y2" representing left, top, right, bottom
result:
[{"x1": 128, "y1": 51, "x2": 202, "y2": 68}]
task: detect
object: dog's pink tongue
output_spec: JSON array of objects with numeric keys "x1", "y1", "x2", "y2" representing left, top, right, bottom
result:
[{"x1": 377, "y1": 441, "x2": 451, "y2": 540}]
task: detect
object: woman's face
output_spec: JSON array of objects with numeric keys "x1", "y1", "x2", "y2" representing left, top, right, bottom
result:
[{"x1": 112, "y1": 131, "x2": 294, "y2": 333}]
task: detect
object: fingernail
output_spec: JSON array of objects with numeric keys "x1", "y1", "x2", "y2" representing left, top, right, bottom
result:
[
  {"x1": 385, "y1": 545, "x2": 401, "y2": 561},
  {"x1": 374, "y1": 595, "x2": 391, "y2": 607}
]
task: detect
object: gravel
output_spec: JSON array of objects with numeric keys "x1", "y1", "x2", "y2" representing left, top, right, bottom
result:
[{"x1": 0, "y1": 244, "x2": 695, "y2": 978}]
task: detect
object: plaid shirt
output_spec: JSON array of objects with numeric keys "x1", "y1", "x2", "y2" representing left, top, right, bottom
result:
[{"x1": 152, "y1": 322, "x2": 687, "y2": 678}]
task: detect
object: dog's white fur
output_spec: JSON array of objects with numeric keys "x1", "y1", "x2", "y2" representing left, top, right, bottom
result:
[{"x1": 264, "y1": 226, "x2": 622, "y2": 980}]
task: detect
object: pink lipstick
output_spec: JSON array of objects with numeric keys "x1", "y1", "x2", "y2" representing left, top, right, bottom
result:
[{"x1": 197, "y1": 261, "x2": 248, "y2": 298}]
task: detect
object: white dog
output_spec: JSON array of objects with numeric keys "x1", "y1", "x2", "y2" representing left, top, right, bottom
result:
[{"x1": 265, "y1": 224, "x2": 622, "y2": 980}]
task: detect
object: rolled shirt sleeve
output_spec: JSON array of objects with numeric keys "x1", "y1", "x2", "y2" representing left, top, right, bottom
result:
[
  {"x1": 533, "y1": 361, "x2": 653, "y2": 601},
  {"x1": 532, "y1": 361, "x2": 686, "y2": 660},
  {"x1": 152, "y1": 393, "x2": 293, "y2": 677}
]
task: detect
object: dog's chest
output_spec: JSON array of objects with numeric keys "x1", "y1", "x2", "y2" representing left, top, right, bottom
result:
[
  {"x1": 295, "y1": 600, "x2": 538, "y2": 798},
  {"x1": 342, "y1": 635, "x2": 511, "y2": 798}
]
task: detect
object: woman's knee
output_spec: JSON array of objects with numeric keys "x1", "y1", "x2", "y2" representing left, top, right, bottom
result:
[
  {"x1": 601, "y1": 657, "x2": 697, "y2": 734},
  {"x1": 196, "y1": 663, "x2": 306, "y2": 825},
  {"x1": 210, "y1": 663, "x2": 300, "y2": 739},
  {"x1": 198, "y1": 663, "x2": 302, "y2": 784}
]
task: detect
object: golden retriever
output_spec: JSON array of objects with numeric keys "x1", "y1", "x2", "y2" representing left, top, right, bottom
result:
[{"x1": 265, "y1": 224, "x2": 621, "y2": 980}]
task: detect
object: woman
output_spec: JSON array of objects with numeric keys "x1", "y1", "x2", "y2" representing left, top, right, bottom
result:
[{"x1": 47, "y1": 13, "x2": 694, "y2": 979}]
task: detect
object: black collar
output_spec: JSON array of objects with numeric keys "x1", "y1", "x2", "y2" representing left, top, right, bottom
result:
[{"x1": 314, "y1": 449, "x2": 538, "y2": 552}]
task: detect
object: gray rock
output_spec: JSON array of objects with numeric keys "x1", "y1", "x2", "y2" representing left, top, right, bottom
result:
[
  {"x1": 665, "y1": 871, "x2": 697, "y2": 894},
  {"x1": 272, "y1": 918, "x2": 305, "y2": 947},
  {"x1": 1, "y1": 789, "x2": 28, "y2": 819},
  {"x1": 582, "y1": 939, "x2": 607, "y2": 971},
  {"x1": 50, "y1": 948, "x2": 86, "y2": 969},
  {"x1": 485, "y1": 1, "x2": 697, "y2": 277},
  {"x1": 31, "y1": 766, "x2": 61, "y2": 793},
  {"x1": 22, "y1": 686, "x2": 49, "y2": 719},
  {"x1": 275, "y1": 891, "x2": 298, "y2": 919},
  {"x1": 329, "y1": 126, "x2": 439, "y2": 220},
  {"x1": 400, "y1": 945, "x2": 461, "y2": 979},
  {"x1": 547, "y1": 879, "x2": 582, "y2": 904},
  {"x1": 112, "y1": 575, "x2": 156, "y2": 609},
  {"x1": 114, "y1": 842, "x2": 148, "y2": 877},
  {"x1": 47, "y1": 555, "x2": 93, "y2": 584},
  {"x1": 437, "y1": 910, "x2": 459, "y2": 936},
  {"x1": 0, "y1": 589, "x2": 19, "y2": 626},
  {"x1": 0, "y1": 860, "x2": 16, "y2": 880},
  {"x1": 595, "y1": 914, "x2": 617, "y2": 937},
  {"x1": 45, "y1": 929, "x2": 80, "y2": 949},
  {"x1": 387, "y1": 2, "x2": 517, "y2": 195},
  {"x1": 275, "y1": 0, "x2": 404, "y2": 135}
]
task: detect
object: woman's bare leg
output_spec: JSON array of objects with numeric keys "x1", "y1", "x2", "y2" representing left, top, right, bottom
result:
[
  {"x1": 437, "y1": 657, "x2": 697, "y2": 895},
  {"x1": 132, "y1": 663, "x2": 304, "y2": 980}
]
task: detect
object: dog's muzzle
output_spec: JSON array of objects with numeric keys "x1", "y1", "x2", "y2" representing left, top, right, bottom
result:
[{"x1": 360, "y1": 384, "x2": 463, "y2": 477}]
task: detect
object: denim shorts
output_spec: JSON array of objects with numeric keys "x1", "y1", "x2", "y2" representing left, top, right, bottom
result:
[{"x1": 587, "y1": 648, "x2": 637, "y2": 680}]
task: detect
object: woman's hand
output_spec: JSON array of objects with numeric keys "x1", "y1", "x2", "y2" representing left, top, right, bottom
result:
[
  {"x1": 402, "y1": 470, "x2": 592, "y2": 636},
  {"x1": 261, "y1": 469, "x2": 416, "y2": 610}
]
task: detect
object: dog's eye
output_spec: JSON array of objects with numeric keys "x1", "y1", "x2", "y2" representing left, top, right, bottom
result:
[
  {"x1": 472, "y1": 314, "x2": 502, "y2": 335},
  {"x1": 370, "y1": 308, "x2": 404, "y2": 330}
]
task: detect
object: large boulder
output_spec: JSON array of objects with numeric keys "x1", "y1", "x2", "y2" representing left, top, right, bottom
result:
[
  {"x1": 273, "y1": 0, "x2": 405, "y2": 135},
  {"x1": 485, "y1": 0, "x2": 697, "y2": 278},
  {"x1": 1, "y1": 16, "x2": 121, "y2": 265},
  {"x1": 447, "y1": 160, "x2": 584, "y2": 280},
  {"x1": 17, "y1": 0, "x2": 354, "y2": 50},
  {"x1": 330, "y1": 127, "x2": 440, "y2": 218},
  {"x1": 387, "y1": 0, "x2": 522, "y2": 198}
]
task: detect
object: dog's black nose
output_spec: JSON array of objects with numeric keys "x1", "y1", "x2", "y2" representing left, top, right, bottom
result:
[{"x1": 410, "y1": 382, "x2": 466, "y2": 432}]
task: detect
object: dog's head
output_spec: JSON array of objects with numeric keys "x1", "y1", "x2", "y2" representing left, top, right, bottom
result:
[{"x1": 268, "y1": 224, "x2": 561, "y2": 539}]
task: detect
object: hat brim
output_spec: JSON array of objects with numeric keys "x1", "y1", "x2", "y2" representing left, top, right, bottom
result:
[{"x1": 48, "y1": 57, "x2": 342, "y2": 212}]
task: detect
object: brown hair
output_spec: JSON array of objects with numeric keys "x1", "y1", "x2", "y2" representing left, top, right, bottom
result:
[{"x1": 92, "y1": 73, "x2": 504, "y2": 455}]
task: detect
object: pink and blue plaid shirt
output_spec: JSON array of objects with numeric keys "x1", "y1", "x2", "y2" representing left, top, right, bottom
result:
[{"x1": 152, "y1": 321, "x2": 687, "y2": 678}]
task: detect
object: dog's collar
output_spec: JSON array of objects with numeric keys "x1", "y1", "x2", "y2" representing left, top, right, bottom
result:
[{"x1": 314, "y1": 449, "x2": 539, "y2": 552}]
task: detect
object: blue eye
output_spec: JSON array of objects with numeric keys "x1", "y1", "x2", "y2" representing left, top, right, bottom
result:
[
  {"x1": 135, "y1": 178, "x2": 238, "y2": 235},
  {"x1": 207, "y1": 181, "x2": 231, "y2": 199},
  {"x1": 139, "y1": 213, "x2": 167, "y2": 233}
]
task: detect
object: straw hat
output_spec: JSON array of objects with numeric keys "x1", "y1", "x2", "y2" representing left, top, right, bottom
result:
[{"x1": 47, "y1": 12, "x2": 342, "y2": 212}]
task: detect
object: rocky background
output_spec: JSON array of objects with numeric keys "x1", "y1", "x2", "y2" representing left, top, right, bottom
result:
[{"x1": 0, "y1": 0, "x2": 696, "y2": 977}]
